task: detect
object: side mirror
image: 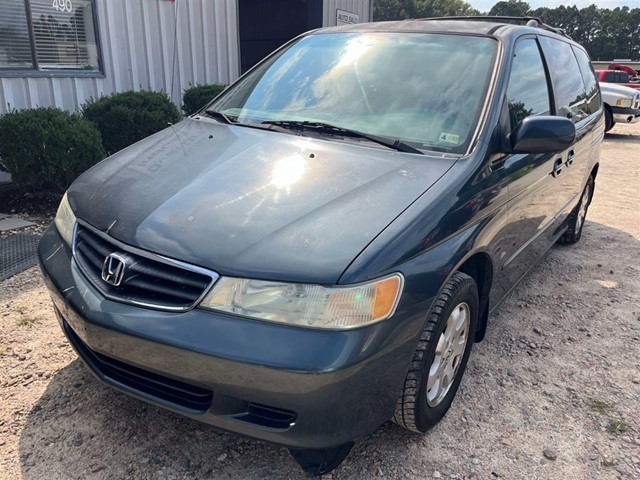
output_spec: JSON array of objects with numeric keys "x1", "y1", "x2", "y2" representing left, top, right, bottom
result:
[{"x1": 508, "y1": 116, "x2": 576, "y2": 154}]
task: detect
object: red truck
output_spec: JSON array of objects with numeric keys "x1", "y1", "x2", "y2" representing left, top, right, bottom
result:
[
  {"x1": 608, "y1": 63, "x2": 639, "y2": 79},
  {"x1": 596, "y1": 69, "x2": 640, "y2": 90}
]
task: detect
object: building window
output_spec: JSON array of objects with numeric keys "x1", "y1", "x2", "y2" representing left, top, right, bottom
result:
[{"x1": 0, "y1": 0, "x2": 101, "y2": 73}]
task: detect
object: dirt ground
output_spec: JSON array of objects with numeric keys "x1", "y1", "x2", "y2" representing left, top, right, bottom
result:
[{"x1": 1, "y1": 122, "x2": 639, "y2": 480}]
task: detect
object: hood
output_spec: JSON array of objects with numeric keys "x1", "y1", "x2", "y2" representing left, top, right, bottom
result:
[
  {"x1": 68, "y1": 118, "x2": 454, "y2": 284},
  {"x1": 599, "y1": 82, "x2": 638, "y2": 98}
]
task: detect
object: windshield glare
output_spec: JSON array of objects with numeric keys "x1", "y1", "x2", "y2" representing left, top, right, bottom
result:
[{"x1": 211, "y1": 32, "x2": 497, "y2": 154}]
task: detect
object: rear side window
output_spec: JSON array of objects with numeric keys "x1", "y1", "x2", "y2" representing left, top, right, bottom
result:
[
  {"x1": 572, "y1": 46, "x2": 601, "y2": 115},
  {"x1": 506, "y1": 38, "x2": 551, "y2": 130},
  {"x1": 539, "y1": 36, "x2": 588, "y2": 123},
  {"x1": 604, "y1": 71, "x2": 616, "y2": 82}
]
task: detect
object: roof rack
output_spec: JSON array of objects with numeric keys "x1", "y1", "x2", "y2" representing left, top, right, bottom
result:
[{"x1": 416, "y1": 16, "x2": 572, "y2": 40}]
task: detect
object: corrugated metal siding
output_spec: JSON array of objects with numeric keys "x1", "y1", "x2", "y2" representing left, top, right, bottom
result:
[
  {"x1": 1, "y1": 0, "x2": 373, "y2": 114},
  {"x1": 0, "y1": 0, "x2": 240, "y2": 114},
  {"x1": 323, "y1": 0, "x2": 371, "y2": 26}
]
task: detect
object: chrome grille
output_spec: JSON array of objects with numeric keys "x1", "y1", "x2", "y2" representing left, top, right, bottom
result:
[{"x1": 73, "y1": 221, "x2": 218, "y2": 311}]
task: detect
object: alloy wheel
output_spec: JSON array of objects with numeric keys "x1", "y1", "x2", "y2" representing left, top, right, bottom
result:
[{"x1": 426, "y1": 302, "x2": 470, "y2": 407}]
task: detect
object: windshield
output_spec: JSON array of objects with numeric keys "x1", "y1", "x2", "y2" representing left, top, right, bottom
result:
[{"x1": 210, "y1": 32, "x2": 498, "y2": 154}]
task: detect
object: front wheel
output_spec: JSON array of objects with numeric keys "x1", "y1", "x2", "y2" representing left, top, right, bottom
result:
[
  {"x1": 393, "y1": 271, "x2": 478, "y2": 433},
  {"x1": 605, "y1": 108, "x2": 615, "y2": 133}
]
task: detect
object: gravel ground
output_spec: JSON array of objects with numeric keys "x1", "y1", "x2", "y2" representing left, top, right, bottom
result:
[{"x1": 1, "y1": 123, "x2": 639, "y2": 480}]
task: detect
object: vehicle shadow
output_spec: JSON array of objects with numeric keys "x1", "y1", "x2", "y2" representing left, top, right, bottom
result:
[
  {"x1": 605, "y1": 132, "x2": 640, "y2": 142},
  {"x1": 18, "y1": 219, "x2": 640, "y2": 480},
  {"x1": 16, "y1": 359, "x2": 417, "y2": 480},
  {"x1": 604, "y1": 124, "x2": 640, "y2": 141}
]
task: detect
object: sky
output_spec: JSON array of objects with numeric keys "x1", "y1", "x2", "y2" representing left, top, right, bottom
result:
[{"x1": 467, "y1": 0, "x2": 640, "y2": 12}]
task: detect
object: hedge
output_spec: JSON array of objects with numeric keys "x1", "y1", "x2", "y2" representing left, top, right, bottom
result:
[
  {"x1": 182, "y1": 84, "x2": 226, "y2": 116},
  {"x1": 82, "y1": 90, "x2": 181, "y2": 155},
  {"x1": 0, "y1": 108, "x2": 104, "y2": 191}
]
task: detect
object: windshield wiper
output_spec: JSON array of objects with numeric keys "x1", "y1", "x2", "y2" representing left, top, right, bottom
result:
[
  {"x1": 202, "y1": 109, "x2": 237, "y2": 124},
  {"x1": 261, "y1": 120, "x2": 424, "y2": 155}
]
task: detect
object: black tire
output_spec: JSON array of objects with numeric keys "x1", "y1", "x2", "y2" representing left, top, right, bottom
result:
[
  {"x1": 393, "y1": 271, "x2": 478, "y2": 433},
  {"x1": 604, "y1": 108, "x2": 615, "y2": 133},
  {"x1": 559, "y1": 175, "x2": 594, "y2": 245}
]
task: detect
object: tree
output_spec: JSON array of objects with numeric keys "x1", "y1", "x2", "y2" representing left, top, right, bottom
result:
[
  {"x1": 373, "y1": 0, "x2": 412, "y2": 21},
  {"x1": 414, "y1": 0, "x2": 479, "y2": 18},
  {"x1": 372, "y1": 1, "x2": 640, "y2": 61},
  {"x1": 488, "y1": 0, "x2": 531, "y2": 17},
  {"x1": 373, "y1": 0, "x2": 478, "y2": 21}
]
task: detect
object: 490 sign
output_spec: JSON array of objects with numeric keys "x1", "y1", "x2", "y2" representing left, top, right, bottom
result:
[{"x1": 52, "y1": 0, "x2": 73, "y2": 13}]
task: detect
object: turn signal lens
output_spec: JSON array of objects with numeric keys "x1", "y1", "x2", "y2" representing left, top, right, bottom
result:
[{"x1": 372, "y1": 275, "x2": 403, "y2": 319}]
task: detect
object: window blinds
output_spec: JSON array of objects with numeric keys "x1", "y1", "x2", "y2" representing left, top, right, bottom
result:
[
  {"x1": 30, "y1": 0, "x2": 99, "y2": 70},
  {"x1": 0, "y1": 0, "x2": 33, "y2": 69}
]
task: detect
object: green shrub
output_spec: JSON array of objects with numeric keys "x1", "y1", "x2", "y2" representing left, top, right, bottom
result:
[
  {"x1": 182, "y1": 84, "x2": 226, "y2": 115},
  {"x1": 82, "y1": 90, "x2": 181, "y2": 155},
  {"x1": 0, "y1": 108, "x2": 105, "y2": 191}
]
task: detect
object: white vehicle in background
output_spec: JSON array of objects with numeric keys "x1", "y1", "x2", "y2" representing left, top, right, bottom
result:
[{"x1": 598, "y1": 82, "x2": 640, "y2": 132}]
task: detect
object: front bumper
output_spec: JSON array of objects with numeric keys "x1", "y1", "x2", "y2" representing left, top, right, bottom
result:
[
  {"x1": 38, "y1": 225, "x2": 426, "y2": 449},
  {"x1": 611, "y1": 106, "x2": 640, "y2": 124}
]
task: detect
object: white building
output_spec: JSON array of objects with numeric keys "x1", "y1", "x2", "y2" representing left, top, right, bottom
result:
[{"x1": 0, "y1": 0, "x2": 371, "y2": 114}]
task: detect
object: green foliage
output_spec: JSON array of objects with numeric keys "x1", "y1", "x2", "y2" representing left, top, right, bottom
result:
[
  {"x1": 590, "y1": 399, "x2": 613, "y2": 413},
  {"x1": 374, "y1": 0, "x2": 479, "y2": 21},
  {"x1": 0, "y1": 108, "x2": 104, "y2": 191},
  {"x1": 533, "y1": 5, "x2": 640, "y2": 61},
  {"x1": 182, "y1": 84, "x2": 226, "y2": 116},
  {"x1": 373, "y1": 0, "x2": 640, "y2": 60},
  {"x1": 82, "y1": 90, "x2": 181, "y2": 155},
  {"x1": 606, "y1": 420, "x2": 629, "y2": 435},
  {"x1": 489, "y1": 0, "x2": 531, "y2": 17},
  {"x1": 16, "y1": 316, "x2": 37, "y2": 327}
]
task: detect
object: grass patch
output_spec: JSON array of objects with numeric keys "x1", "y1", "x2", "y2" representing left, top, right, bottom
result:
[
  {"x1": 13, "y1": 305, "x2": 26, "y2": 314},
  {"x1": 607, "y1": 420, "x2": 629, "y2": 435},
  {"x1": 16, "y1": 316, "x2": 37, "y2": 327},
  {"x1": 590, "y1": 399, "x2": 613, "y2": 413}
]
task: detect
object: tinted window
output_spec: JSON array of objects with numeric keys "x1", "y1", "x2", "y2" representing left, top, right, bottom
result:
[
  {"x1": 572, "y1": 46, "x2": 601, "y2": 115},
  {"x1": 212, "y1": 33, "x2": 498, "y2": 154},
  {"x1": 506, "y1": 38, "x2": 550, "y2": 130},
  {"x1": 604, "y1": 71, "x2": 616, "y2": 82},
  {"x1": 539, "y1": 36, "x2": 588, "y2": 123}
]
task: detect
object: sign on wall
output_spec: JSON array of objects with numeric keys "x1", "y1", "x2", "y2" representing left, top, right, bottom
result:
[{"x1": 336, "y1": 9, "x2": 359, "y2": 25}]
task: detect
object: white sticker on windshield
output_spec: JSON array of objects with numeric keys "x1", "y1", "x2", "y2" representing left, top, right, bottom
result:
[{"x1": 439, "y1": 132, "x2": 460, "y2": 144}]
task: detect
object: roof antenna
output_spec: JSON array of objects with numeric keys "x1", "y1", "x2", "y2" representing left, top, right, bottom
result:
[
  {"x1": 168, "y1": 0, "x2": 186, "y2": 155},
  {"x1": 170, "y1": 0, "x2": 179, "y2": 106}
]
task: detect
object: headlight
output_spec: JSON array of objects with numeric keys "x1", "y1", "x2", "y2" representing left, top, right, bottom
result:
[
  {"x1": 54, "y1": 193, "x2": 77, "y2": 246},
  {"x1": 616, "y1": 98, "x2": 632, "y2": 108},
  {"x1": 199, "y1": 274, "x2": 404, "y2": 329}
]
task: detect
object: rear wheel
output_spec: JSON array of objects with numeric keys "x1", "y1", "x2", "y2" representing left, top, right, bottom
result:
[
  {"x1": 604, "y1": 108, "x2": 615, "y2": 133},
  {"x1": 559, "y1": 176, "x2": 594, "y2": 245},
  {"x1": 393, "y1": 272, "x2": 478, "y2": 432}
]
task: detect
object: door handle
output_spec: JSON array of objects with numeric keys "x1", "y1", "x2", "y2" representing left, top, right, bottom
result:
[
  {"x1": 552, "y1": 157, "x2": 563, "y2": 177},
  {"x1": 566, "y1": 150, "x2": 575, "y2": 166}
]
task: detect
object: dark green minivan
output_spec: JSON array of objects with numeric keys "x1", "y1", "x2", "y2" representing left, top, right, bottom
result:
[{"x1": 39, "y1": 17, "x2": 603, "y2": 475}]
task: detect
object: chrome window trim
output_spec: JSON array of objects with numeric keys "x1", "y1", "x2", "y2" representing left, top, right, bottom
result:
[
  {"x1": 71, "y1": 219, "x2": 219, "y2": 312},
  {"x1": 464, "y1": 37, "x2": 504, "y2": 156}
]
